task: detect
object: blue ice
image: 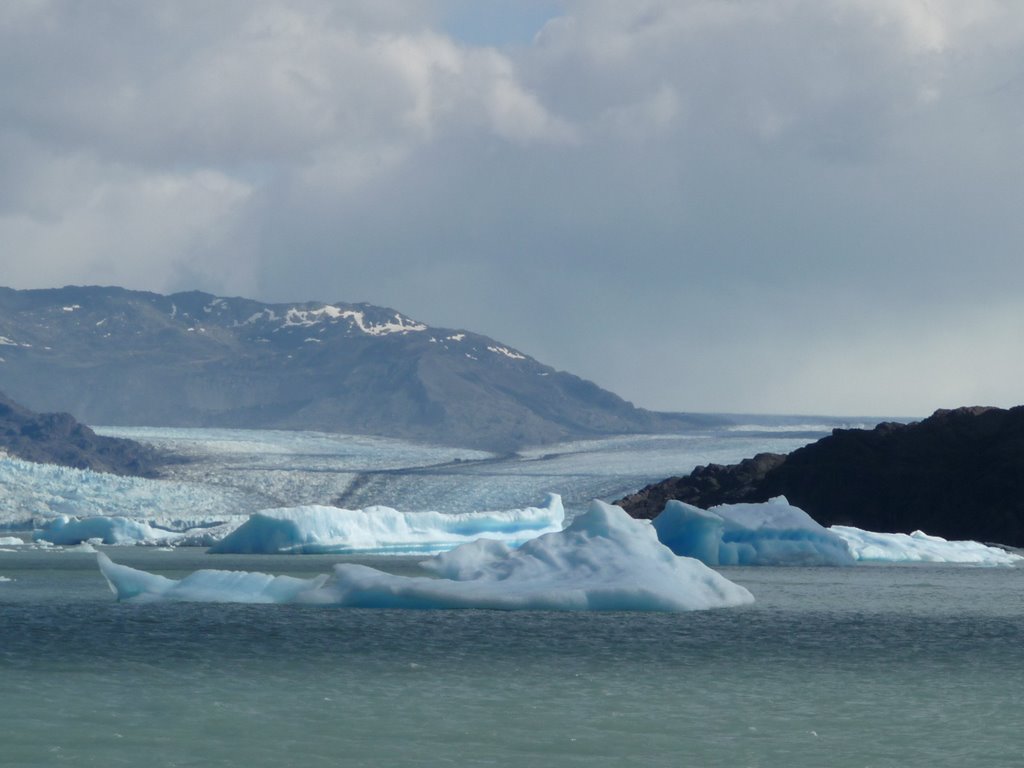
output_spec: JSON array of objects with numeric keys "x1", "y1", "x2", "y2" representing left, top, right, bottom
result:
[
  {"x1": 98, "y1": 502, "x2": 755, "y2": 612},
  {"x1": 652, "y1": 497, "x2": 856, "y2": 566}
]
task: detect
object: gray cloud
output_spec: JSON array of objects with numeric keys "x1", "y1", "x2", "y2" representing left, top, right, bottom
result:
[{"x1": 2, "y1": 0, "x2": 1023, "y2": 417}]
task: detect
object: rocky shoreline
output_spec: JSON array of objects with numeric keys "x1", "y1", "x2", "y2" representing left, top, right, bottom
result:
[{"x1": 617, "y1": 406, "x2": 1024, "y2": 548}]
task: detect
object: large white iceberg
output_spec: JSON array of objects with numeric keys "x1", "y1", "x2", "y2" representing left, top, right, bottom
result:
[
  {"x1": 652, "y1": 497, "x2": 855, "y2": 566},
  {"x1": 208, "y1": 494, "x2": 566, "y2": 555},
  {"x1": 831, "y1": 526, "x2": 1023, "y2": 565},
  {"x1": 99, "y1": 501, "x2": 754, "y2": 611}
]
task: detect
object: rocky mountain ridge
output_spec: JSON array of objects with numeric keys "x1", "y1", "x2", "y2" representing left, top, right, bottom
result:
[{"x1": 0, "y1": 286, "x2": 718, "y2": 450}]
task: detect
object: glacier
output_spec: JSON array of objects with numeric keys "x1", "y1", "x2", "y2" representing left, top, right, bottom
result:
[
  {"x1": 651, "y1": 497, "x2": 1021, "y2": 567},
  {"x1": 0, "y1": 453, "x2": 250, "y2": 528},
  {"x1": 98, "y1": 501, "x2": 755, "y2": 612},
  {"x1": 208, "y1": 494, "x2": 566, "y2": 555},
  {"x1": 95, "y1": 425, "x2": 822, "y2": 518},
  {"x1": 652, "y1": 497, "x2": 855, "y2": 566}
]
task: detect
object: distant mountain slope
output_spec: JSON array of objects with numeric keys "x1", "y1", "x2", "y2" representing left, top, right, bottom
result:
[
  {"x1": 0, "y1": 389, "x2": 163, "y2": 476},
  {"x1": 0, "y1": 286, "x2": 717, "y2": 450},
  {"x1": 617, "y1": 406, "x2": 1024, "y2": 547}
]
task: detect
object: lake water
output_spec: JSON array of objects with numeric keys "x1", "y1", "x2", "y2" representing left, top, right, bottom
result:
[
  {"x1": 2, "y1": 548, "x2": 1022, "y2": 767},
  {"x1": 3, "y1": 420, "x2": 1020, "y2": 767}
]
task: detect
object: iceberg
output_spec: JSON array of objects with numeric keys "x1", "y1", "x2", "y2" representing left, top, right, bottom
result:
[
  {"x1": 0, "y1": 536, "x2": 23, "y2": 546},
  {"x1": 99, "y1": 501, "x2": 754, "y2": 611},
  {"x1": 36, "y1": 515, "x2": 183, "y2": 546},
  {"x1": 831, "y1": 526, "x2": 1023, "y2": 565},
  {"x1": 652, "y1": 497, "x2": 855, "y2": 566},
  {"x1": 208, "y1": 494, "x2": 566, "y2": 555},
  {"x1": 98, "y1": 552, "x2": 329, "y2": 603},
  {"x1": 650, "y1": 496, "x2": 1022, "y2": 567}
]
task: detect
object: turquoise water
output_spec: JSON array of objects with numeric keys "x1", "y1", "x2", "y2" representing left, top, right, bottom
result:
[{"x1": 2, "y1": 549, "x2": 1022, "y2": 767}]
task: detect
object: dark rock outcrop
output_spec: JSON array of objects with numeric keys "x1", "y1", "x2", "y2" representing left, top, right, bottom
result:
[
  {"x1": 617, "y1": 406, "x2": 1024, "y2": 547},
  {"x1": 0, "y1": 390, "x2": 165, "y2": 476},
  {"x1": 617, "y1": 452, "x2": 788, "y2": 519}
]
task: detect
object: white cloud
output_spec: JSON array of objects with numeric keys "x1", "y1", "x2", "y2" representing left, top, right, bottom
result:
[
  {"x1": 0, "y1": 150, "x2": 253, "y2": 294},
  {"x1": 2, "y1": 1, "x2": 1024, "y2": 415},
  {"x1": 0, "y1": 1, "x2": 577, "y2": 284}
]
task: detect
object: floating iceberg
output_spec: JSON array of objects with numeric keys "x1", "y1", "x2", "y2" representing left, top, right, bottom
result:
[
  {"x1": 97, "y1": 552, "x2": 329, "y2": 603},
  {"x1": 831, "y1": 526, "x2": 1023, "y2": 565},
  {"x1": 0, "y1": 536, "x2": 23, "y2": 546},
  {"x1": 208, "y1": 494, "x2": 566, "y2": 555},
  {"x1": 99, "y1": 501, "x2": 754, "y2": 611},
  {"x1": 650, "y1": 496, "x2": 1022, "y2": 567},
  {"x1": 652, "y1": 497, "x2": 855, "y2": 566},
  {"x1": 36, "y1": 515, "x2": 183, "y2": 546}
]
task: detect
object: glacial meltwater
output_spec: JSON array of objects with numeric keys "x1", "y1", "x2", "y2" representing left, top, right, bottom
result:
[{"x1": 2, "y1": 548, "x2": 1022, "y2": 767}]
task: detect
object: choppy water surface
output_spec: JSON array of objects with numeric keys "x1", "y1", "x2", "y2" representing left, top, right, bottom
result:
[{"x1": 2, "y1": 549, "x2": 1022, "y2": 768}]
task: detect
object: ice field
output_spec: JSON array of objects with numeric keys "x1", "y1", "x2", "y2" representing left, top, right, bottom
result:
[
  {"x1": 2, "y1": 422, "x2": 828, "y2": 532},
  {"x1": 3, "y1": 421, "x2": 1020, "y2": 568}
]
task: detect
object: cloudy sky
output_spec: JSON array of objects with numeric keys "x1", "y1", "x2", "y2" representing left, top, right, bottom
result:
[{"x1": 2, "y1": 0, "x2": 1023, "y2": 417}]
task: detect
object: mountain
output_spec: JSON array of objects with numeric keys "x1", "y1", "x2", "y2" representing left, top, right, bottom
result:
[
  {"x1": 0, "y1": 286, "x2": 717, "y2": 451},
  {"x1": 617, "y1": 406, "x2": 1024, "y2": 547},
  {"x1": 0, "y1": 388, "x2": 164, "y2": 476}
]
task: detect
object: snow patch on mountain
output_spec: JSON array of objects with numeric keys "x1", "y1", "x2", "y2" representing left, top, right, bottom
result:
[
  {"x1": 238, "y1": 304, "x2": 429, "y2": 336},
  {"x1": 488, "y1": 345, "x2": 526, "y2": 360}
]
